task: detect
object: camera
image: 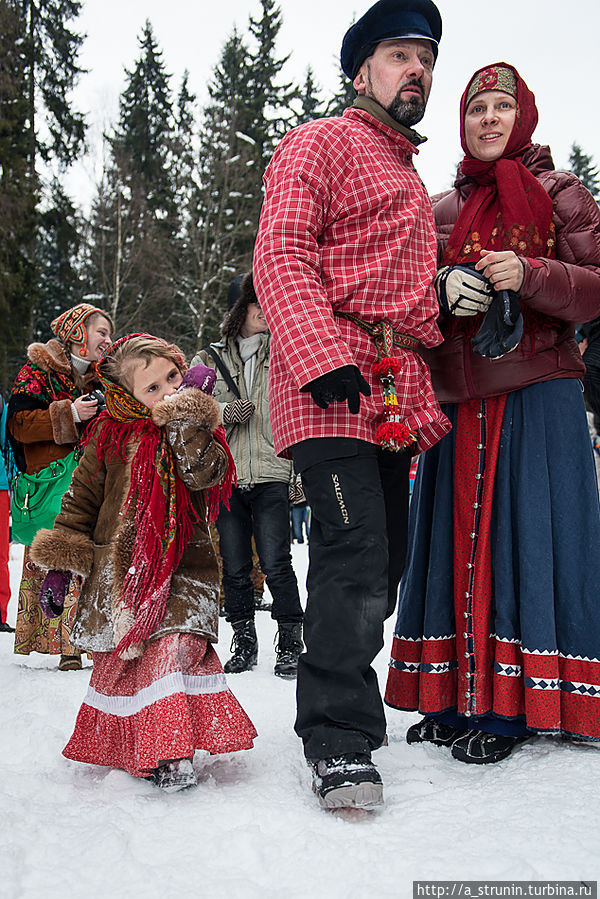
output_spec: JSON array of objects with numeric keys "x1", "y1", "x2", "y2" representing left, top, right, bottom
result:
[{"x1": 81, "y1": 389, "x2": 106, "y2": 415}]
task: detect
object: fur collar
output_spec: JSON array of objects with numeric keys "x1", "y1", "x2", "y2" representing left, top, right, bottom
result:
[{"x1": 27, "y1": 339, "x2": 71, "y2": 376}]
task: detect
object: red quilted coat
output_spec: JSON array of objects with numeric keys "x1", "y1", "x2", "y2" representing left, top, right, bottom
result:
[{"x1": 423, "y1": 144, "x2": 600, "y2": 403}]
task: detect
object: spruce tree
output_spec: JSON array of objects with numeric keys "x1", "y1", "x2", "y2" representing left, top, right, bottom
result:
[
  {"x1": 294, "y1": 67, "x2": 326, "y2": 125},
  {"x1": 21, "y1": 0, "x2": 86, "y2": 172},
  {"x1": 113, "y1": 20, "x2": 176, "y2": 222},
  {"x1": 171, "y1": 72, "x2": 198, "y2": 215},
  {"x1": 169, "y1": 72, "x2": 204, "y2": 354},
  {"x1": 246, "y1": 0, "x2": 295, "y2": 174},
  {"x1": 569, "y1": 143, "x2": 600, "y2": 200},
  {"x1": 0, "y1": 0, "x2": 37, "y2": 391},
  {"x1": 0, "y1": 0, "x2": 86, "y2": 388},
  {"x1": 33, "y1": 178, "x2": 84, "y2": 342},
  {"x1": 87, "y1": 21, "x2": 181, "y2": 342},
  {"x1": 326, "y1": 66, "x2": 357, "y2": 117},
  {"x1": 185, "y1": 28, "x2": 259, "y2": 349}
]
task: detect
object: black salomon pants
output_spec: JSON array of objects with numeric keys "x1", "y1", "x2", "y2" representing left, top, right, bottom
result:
[{"x1": 291, "y1": 438, "x2": 411, "y2": 760}]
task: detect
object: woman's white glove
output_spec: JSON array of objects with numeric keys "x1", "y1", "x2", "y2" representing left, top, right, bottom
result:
[{"x1": 436, "y1": 264, "x2": 494, "y2": 316}]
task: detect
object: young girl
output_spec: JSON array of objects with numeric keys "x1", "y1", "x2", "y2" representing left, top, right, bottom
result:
[{"x1": 31, "y1": 334, "x2": 257, "y2": 792}]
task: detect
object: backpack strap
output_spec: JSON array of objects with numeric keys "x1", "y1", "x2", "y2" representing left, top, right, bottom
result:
[{"x1": 202, "y1": 346, "x2": 241, "y2": 400}]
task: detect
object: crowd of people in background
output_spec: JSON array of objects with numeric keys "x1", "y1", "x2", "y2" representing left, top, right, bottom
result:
[{"x1": 1, "y1": 0, "x2": 600, "y2": 810}]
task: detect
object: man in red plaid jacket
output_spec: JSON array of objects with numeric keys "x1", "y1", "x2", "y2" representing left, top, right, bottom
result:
[{"x1": 253, "y1": 0, "x2": 448, "y2": 810}]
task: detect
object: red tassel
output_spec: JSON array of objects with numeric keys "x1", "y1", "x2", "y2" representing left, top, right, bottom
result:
[
  {"x1": 375, "y1": 421, "x2": 416, "y2": 449},
  {"x1": 372, "y1": 358, "x2": 402, "y2": 378}
]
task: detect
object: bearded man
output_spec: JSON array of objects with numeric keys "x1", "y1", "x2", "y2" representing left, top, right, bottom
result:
[{"x1": 253, "y1": 0, "x2": 447, "y2": 810}]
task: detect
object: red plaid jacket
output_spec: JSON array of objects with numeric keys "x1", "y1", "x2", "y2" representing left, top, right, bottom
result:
[{"x1": 253, "y1": 103, "x2": 451, "y2": 457}]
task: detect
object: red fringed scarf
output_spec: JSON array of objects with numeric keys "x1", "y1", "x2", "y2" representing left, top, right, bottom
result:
[
  {"x1": 443, "y1": 63, "x2": 558, "y2": 343},
  {"x1": 87, "y1": 335, "x2": 235, "y2": 655}
]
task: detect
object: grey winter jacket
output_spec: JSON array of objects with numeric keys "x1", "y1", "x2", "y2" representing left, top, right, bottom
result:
[{"x1": 193, "y1": 334, "x2": 292, "y2": 486}]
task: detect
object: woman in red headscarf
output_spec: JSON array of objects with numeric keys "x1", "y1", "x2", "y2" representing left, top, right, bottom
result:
[
  {"x1": 385, "y1": 63, "x2": 600, "y2": 763},
  {"x1": 7, "y1": 303, "x2": 113, "y2": 669}
]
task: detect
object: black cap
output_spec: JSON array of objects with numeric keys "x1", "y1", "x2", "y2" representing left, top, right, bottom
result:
[
  {"x1": 227, "y1": 274, "x2": 246, "y2": 310},
  {"x1": 341, "y1": 0, "x2": 442, "y2": 80}
]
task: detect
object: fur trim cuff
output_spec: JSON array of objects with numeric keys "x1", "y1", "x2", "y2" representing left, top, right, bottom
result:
[
  {"x1": 30, "y1": 528, "x2": 95, "y2": 577},
  {"x1": 151, "y1": 388, "x2": 222, "y2": 432},
  {"x1": 49, "y1": 399, "x2": 78, "y2": 445}
]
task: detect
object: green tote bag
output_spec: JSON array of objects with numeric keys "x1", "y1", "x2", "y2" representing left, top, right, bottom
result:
[{"x1": 11, "y1": 450, "x2": 79, "y2": 546}]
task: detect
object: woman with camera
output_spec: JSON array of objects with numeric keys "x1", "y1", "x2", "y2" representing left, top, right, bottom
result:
[{"x1": 7, "y1": 303, "x2": 113, "y2": 670}]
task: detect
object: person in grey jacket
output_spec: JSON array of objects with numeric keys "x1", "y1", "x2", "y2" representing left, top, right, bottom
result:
[{"x1": 193, "y1": 273, "x2": 304, "y2": 677}]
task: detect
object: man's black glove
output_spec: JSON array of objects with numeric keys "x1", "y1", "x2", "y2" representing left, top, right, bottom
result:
[
  {"x1": 471, "y1": 289, "x2": 524, "y2": 359},
  {"x1": 302, "y1": 365, "x2": 371, "y2": 415}
]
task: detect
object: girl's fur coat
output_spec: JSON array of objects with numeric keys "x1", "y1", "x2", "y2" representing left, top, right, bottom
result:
[{"x1": 31, "y1": 388, "x2": 228, "y2": 656}]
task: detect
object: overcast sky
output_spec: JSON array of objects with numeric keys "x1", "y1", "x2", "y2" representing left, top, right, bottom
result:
[{"x1": 68, "y1": 0, "x2": 600, "y2": 205}]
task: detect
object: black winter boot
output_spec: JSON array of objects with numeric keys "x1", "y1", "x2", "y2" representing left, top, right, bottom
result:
[
  {"x1": 224, "y1": 618, "x2": 258, "y2": 673},
  {"x1": 274, "y1": 621, "x2": 303, "y2": 679},
  {"x1": 451, "y1": 731, "x2": 528, "y2": 765},
  {"x1": 406, "y1": 716, "x2": 467, "y2": 747}
]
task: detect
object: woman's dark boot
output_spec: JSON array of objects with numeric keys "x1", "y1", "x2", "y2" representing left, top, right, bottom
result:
[
  {"x1": 406, "y1": 716, "x2": 467, "y2": 747},
  {"x1": 451, "y1": 731, "x2": 528, "y2": 764},
  {"x1": 273, "y1": 621, "x2": 303, "y2": 679},
  {"x1": 224, "y1": 618, "x2": 258, "y2": 673}
]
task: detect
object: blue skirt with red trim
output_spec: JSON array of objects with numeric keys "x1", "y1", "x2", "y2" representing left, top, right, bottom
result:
[{"x1": 384, "y1": 378, "x2": 600, "y2": 741}]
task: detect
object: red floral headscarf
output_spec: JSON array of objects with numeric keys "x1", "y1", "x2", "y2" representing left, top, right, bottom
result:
[{"x1": 443, "y1": 62, "x2": 555, "y2": 268}]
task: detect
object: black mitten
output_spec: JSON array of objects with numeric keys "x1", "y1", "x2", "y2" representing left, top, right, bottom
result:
[
  {"x1": 303, "y1": 365, "x2": 371, "y2": 414},
  {"x1": 471, "y1": 289, "x2": 524, "y2": 359}
]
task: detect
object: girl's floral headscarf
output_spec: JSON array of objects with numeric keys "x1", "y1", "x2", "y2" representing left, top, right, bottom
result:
[{"x1": 88, "y1": 334, "x2": 234, "y2": 655}]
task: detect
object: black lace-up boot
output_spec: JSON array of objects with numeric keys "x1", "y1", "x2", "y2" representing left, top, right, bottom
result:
[
  {"x1": 273, "y1": 621, "x2": 303, "y2": 679},
  {"x1": 224, "y1": 618, "x2": 258, "y2": 673}
]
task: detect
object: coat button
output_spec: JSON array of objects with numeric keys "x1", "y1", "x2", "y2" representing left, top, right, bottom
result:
[
  {"x1": 477, "y1": 444, "x2": 484, "y2": 450},
  {"x1": 464, "y1": 652, "x2": 470, "y2": 658},
  {"x1": 464, "y1": 611, "x2": 469, "y2": 618},
  {"x1": 475, "y1": 473, "x2": 483, "y2": 480},
  {"x1": 477, "y1": 412, "x2": 483, "y2": 419},
  {"x1": 466, "y1": 562, "x2": 473, "y2": 569},
  {"x1": 464, "y1": 710, "x2": 472, "y2": 717}
]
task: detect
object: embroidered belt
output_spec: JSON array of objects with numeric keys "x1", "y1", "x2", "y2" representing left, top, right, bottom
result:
[
  {"x1": 335, "y1": 311, "x2": 420, "y2": 353},
  {"x1": 335, "y1": 311, "x2": 419, "y2": 452}
]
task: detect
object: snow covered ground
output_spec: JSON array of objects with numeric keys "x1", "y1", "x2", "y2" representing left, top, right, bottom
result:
[{"x1": 1, "y1": 542, "x2": 597, "y2": 899}]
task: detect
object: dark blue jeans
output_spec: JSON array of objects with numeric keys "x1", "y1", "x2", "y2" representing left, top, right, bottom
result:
[
  {"x1": 217, "y1": 482, "x2": 303, "y2": 624},
  {"x1": 290, "y1": 503, "x2": 309, "y2": 542}
]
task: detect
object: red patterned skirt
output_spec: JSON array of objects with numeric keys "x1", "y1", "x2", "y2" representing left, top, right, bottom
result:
[{"x1": 64, "y1": 633, "x2": 257, "y2": 776}]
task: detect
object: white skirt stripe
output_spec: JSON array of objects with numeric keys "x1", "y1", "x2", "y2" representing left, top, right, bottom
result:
[{"x1": 82, "y1": 672, "x2": 229, "y2": 718}]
